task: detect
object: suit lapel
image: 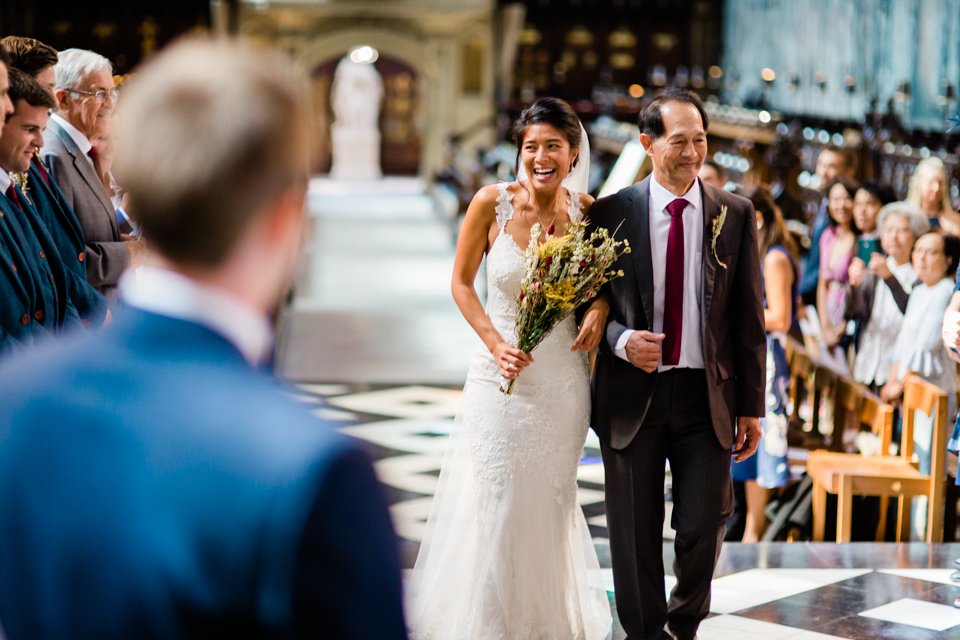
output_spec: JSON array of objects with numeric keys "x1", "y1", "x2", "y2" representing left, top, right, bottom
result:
[
  {"x1": 701, "y1": 183, "x2": 721, "y2": 326},
  {"x1": 628, "y1": 178, "x2": 655, "y2": 326},
  {"x1": 0, "y1": 198, "x2": 34, "y2": 302},
  {"x1": 53, "y1": 122, "x2": 120, "y2": 236}
]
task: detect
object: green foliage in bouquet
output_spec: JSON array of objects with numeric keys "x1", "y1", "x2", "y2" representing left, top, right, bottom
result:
[{"x1": 501, "y1": 218, "x2": 630, "y2": 394}]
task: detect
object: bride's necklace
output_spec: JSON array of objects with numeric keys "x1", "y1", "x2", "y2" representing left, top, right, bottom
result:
[{"x1": 531, "y1": 196, "x2": 560, "y2": 238}]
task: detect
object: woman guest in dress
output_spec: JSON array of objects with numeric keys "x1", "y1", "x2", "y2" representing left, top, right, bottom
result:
[
  {"x1": 407, "y1": 97, "x2": 612, "y2": 639},
  {"x1": 730, "y1": 186, "x2": 799, "y2": 542},
  {"x1": 816, "y1": 178, "x2": 859, "y2": 369},
  {"x1": 882, "y1": 230, "x2": 960, "y2": 538},
  {"x1": 907, "y1": 158, "x2": 960, "y2": 235},
  {"x1": 847, "y1": 203, "x2": 928, "y2": 393},
  {"x1": 852, "y1": 182, "x2": 894, "y2": 242}
]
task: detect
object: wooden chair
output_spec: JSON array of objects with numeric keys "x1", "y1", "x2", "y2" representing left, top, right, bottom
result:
[
  {"x1": 807, "y1": 373, "x2": 948, "y2": 543},
  {"x1": 786, "y1": 338, "x2": 820, "y2": 439}
]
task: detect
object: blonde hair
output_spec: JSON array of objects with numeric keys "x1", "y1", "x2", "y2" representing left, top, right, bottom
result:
[
  {"x1": 113, "y1": 37, "x2": 312, "y2": 268},
  {"x1": 906, "y1": 157, "x2": 954, "y2": 217}
]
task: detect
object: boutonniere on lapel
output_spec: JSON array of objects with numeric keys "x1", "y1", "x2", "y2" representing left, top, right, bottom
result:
[
  {"x1": 710, "y1": 205, "x2": 728, "y2": 269},
  {"x1": 10, "y1": 172, "x2": 30, "y2": 206}
]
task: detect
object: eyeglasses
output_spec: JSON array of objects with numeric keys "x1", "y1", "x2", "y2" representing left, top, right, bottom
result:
[
  {"x1": 67, "y1": 87, "x2": 119, "y2": 103},
  {"x1": 912, "y1": 247, "x2": 943, "y2": 258}
]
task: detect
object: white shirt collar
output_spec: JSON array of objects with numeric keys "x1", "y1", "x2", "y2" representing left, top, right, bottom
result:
[
  {"x1": 0, "y1": 170, "x2": 11, "y2": 195},
  {"x1": 50, "y1": 112, "x2": 93, "y2": 156},
  {"x1": 649, "y1": 174, "x2": 702, "y2": 215},
  {"x1": 119, "y1": 266, "x2": 274, "y2": 367}
]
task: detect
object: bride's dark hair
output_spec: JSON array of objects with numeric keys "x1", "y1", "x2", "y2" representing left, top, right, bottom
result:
[{"x1": 512, "y1": 97, "x2": 581, "y2": 172}]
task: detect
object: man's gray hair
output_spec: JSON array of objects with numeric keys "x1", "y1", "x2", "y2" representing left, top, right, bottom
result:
[
  {"x1": 878, "y1": 201, "x2": 931, "y2": 239},
  {"x1": 113, "y1": 38, "x2": 312, "y2": 268},
  {"x1": 54, "y1": 48, "x2": 112, "y2": 91}
]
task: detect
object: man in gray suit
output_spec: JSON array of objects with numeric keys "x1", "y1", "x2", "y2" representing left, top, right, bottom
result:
[{"x1": 41, "y1": 47, "x2": 145, "y2": 294}]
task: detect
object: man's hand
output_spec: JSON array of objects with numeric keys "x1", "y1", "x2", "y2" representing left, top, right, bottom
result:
[
  {"x1": 625, "y1": 331, "x2": 664, "y2": 372},
  {"x1": 124, "y1": 236, "x2": 148, "y2": 269},
  {"x1": 731, "y1": 416, "x2": 761, "y2": 462}
]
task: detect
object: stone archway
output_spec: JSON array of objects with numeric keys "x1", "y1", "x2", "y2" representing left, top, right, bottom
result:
[{"x1": 297, "y1": 29, "x2": 443, "y2": 179}]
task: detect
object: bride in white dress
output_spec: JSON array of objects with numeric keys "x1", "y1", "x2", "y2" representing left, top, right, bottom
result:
[{"x1": 408, "y1": 97, "x2": 613, "y2": 639}]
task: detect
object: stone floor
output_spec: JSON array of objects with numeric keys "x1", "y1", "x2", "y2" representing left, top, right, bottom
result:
[{"x1": 279, "y1": 178, "x2": 960, "y2": 639}]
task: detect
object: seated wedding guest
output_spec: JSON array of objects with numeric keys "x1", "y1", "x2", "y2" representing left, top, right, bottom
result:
[
  {"x1": 0, "y1": 38, "x2": 406, "y2": 639},
  {"x1": 0, "y1": 49, "x2": 44, "y2": 353},
  {"x1": 882, "y1": 231, "x2": 960, "y2": 539},
  {"x1": 847, "y1": 203, "x2": 928, "y2": 391},
  {"x1": 698, "y1": 158, "x2": 727, "y2": 190},
  {"x1": 799, "y1": 144, "x2": 857, "y2": 307},
  {"x1": 0, "y1": 36, "x2": 106, "y2": 326},
  {"x1": 0, "y1": 36, "x2": 56, "y2": 95},
  {"x1": 907, "y1": 157, "x2": 960, "y2": 235},
  {"x1": 852, "y1": 182, "x2": 894, "y2": 239},
  {"x1": 817, "y1": 177, "x2": 859, "y2": 369},
  {"x1": 42, "y1": 47, "x2": 145, "y2": 294},
  {"x1": 0, "y1": 69, "x2": 86, "y2": 342},
  {"x1": 731, "y1": 186, "x2": 799, "y2": 542},
  {"x1": 1, "y1": 69, "x2": 106, "y2": 328}
]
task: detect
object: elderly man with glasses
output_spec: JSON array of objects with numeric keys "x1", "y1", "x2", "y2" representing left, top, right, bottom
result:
[{"x1": 42, "y1": 47, "x2": 145, "y2": 296}]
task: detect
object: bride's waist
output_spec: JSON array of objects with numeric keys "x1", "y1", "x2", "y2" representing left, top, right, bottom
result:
[{"x1": 486, "y1": 313, "x2": 578, "y2": 341}]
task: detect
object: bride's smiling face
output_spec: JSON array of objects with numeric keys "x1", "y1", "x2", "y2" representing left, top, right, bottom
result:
[{"x1": 520, "y1": 123, "x2": 578, "y2": 192}]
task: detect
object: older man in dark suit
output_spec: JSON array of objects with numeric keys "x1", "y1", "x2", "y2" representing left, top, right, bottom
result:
[
  {"x1": 590, "y1": 88, "x2": 765, "y2": 640},
  {"x1": 41, "y1": 47, "x2": 145, "y2": 294},
  {"x1": 0, "y1": 39, "x2": 407, "y2": 639}
]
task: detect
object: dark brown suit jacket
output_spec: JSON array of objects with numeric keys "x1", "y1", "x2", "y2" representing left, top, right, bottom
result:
[{"x1": 589, "y1": 177, "x2": 766, "y2": 451}]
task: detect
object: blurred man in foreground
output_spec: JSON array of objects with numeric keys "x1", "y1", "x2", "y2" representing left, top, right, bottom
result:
[{"x1": 0, "y1": 38, "x2": 407, "y2": 639}]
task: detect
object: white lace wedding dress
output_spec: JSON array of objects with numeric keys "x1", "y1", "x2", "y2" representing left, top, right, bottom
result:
[{"x1": 407, "y1": 183, "x2": 612, "y2": 640}]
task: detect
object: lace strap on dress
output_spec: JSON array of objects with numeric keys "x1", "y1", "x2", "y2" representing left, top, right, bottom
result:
[
  {"x1": 495, "y1": 182, "x2": 514, "y2": 232},
  {"x1": 566, "y1": 189, "x2": 584, "y2": 223}
]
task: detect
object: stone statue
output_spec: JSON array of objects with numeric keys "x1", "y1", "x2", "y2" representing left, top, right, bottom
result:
[{"x1": 330, "y1": 56, "x2": 384, "y2": 179}]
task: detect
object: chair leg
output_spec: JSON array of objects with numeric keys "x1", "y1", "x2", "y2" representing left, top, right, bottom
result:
[
  {"x1": 928, "y1": 482, "x2": 945, "y2": 544},
  {"x1": 812, "y1": 479, "x2": 826, "y2": 541},
  {"x1": 896, "y1": 497, "x2": 913, "y2": 542},
  {"x1": 876, "y1": 496, "x2": 889, "y2": 542},
  {"x1": 837, "y1": 475, "x2": 853, "y2": 542}
]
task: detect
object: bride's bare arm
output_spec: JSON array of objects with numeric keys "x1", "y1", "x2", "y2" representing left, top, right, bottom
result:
[
  {"x1": 572, "y1": 296, "x2": 609, "y2": 352},
  {"x1": 570, "y1": 193, "x2": 606, "y2": 351},
  {"x1": 451, "y1": 185, "x2": 532, "y2": 379}
]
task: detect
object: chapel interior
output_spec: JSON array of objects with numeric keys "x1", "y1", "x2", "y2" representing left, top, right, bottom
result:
[{"x1": 7, "y1": 1, "x2": 960, "y2": 637}]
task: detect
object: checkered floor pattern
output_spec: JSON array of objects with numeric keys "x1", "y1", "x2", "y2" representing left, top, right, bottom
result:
[{"x1": 293, "y1": 382, "x2": 960, "y2": 639}]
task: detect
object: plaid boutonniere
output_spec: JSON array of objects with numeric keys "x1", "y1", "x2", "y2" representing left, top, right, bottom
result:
[{"x1": 710, "y1": 205, "x2": 728, "y2": 269}]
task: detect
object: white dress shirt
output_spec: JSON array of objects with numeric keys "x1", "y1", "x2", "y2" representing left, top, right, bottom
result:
[
  {"x1": 616, "y1": 175, "x2": 705, "y2": 371},
  {"x1": 119, "y1": 266, "x2": 274, "y2": 367},
  {"x1": 0, "y1": 170, "x2": 12, "y2": 195}
]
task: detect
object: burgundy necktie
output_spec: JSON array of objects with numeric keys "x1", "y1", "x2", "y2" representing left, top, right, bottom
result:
[
  {"x1": 5, "y1": 184, "x2": 22, "y2": 210},
  {"x1": 88, "y1": 146, "x2": 102, "y2": 178},
  {"x1": 662, "y1": 197, "x2": 686, "y2": 366}
]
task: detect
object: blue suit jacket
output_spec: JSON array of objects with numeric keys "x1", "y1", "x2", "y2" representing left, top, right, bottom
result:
[
  {"x1": 27, "y1": 159, "x2": 107, "y2": 324},
  {"x1": 0, "y1": 191, "x2": 60, "y2": 353},
  {"x1": 0, "y1": 308, "x2": 407, "y2": 639}
]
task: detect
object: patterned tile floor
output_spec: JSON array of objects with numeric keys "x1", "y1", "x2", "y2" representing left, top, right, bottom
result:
[
  {"x1": 293, "y1": 381, "x2": 960, "y2": 640},
  {"x1": 284, "y1": 179, "x2": 960, "y2": 638}
]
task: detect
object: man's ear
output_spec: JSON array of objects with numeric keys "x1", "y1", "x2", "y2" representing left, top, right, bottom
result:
[
  {"x1": 53, "y1": 89, "x2": 70, "y2": 111},
  {"x1": 639, "y1": 133, "x2": 652, "y2": 152},
  {"x1": 262, "y1": 183, "x2": 307, "y2": 247}
]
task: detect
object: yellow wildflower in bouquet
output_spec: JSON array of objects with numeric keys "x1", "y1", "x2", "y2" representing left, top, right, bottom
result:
[{"x1": 501, "y1": 219, "x2": 630, "y2": 394}]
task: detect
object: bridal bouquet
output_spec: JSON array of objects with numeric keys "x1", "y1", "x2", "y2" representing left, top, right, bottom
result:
[{"x1": 501, "y1": 219, "x2": 630, "y2": 394}]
